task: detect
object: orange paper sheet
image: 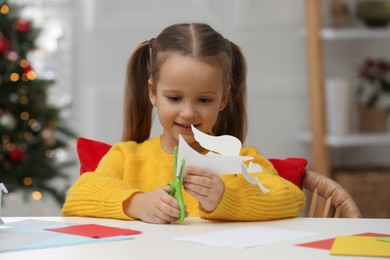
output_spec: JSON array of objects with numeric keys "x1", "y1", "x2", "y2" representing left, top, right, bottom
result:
[{"x1": 330, "y1": 236, "x2": 390, "y2": 258}]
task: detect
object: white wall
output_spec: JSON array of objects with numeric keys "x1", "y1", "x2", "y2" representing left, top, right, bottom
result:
[{"x1": 70, "y1": 0, "x2": 309, "y2": 160}]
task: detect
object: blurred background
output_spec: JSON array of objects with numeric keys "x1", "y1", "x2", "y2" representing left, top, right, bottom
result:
[{"x1": 1, "y1": 0, "x2": 389, "y2": 217}]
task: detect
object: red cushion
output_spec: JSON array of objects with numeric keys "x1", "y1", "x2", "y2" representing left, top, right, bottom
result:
[
  {"x1": 76, "y1": 138, "x2": 307, "y2": 188},
  {"x1": 268, "y1": 158, "x2": 307, "y2": 188},
  {"x1": 77, "y1": 137, "x2": 111, "y2": 175}
]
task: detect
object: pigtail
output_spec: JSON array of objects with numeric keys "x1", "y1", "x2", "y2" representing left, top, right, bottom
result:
[
  {"x1": 213, "y1": 41, "x2": 248, "y2": 143},
  {"x1": 122, "y1": 41, "x2": 153, "y2": 142}
]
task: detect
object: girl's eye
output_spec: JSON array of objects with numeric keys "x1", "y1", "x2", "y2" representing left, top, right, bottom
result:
[
  {"x1": 198, "y1": 97, "x2": 213, "y2": 103},
  {"x1": 167, "y1": 96, "x2": 182, "y2": 101}
]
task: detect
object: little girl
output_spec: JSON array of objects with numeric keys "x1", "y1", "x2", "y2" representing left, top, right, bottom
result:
[{"x1": 62, "y1": 23, "x2": 305, "y2": 224}]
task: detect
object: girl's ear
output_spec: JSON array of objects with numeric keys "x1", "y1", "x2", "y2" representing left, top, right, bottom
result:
[
  {"x1": 219, "y1": 88, "x2": 229, "y2": 111},
  {"x1": 219, "y1": 99, "x2": 227, "y2": 111},
  {"x1": 148, "y1": 79, "x2": 157, "y2": 107}
]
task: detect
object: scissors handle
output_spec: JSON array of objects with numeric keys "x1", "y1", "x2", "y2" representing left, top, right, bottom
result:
[
  {"x1": 168, "y1": 177, "x2": 185, "y2": 222},
  {"x1": 167, "y1": 157, "x2": 186, "y2": 222},
  {"x1": 168, "y1": 181, "x2": 176, "y2": 197},
  {"x1": 175, "y1": 179, "x2": 185, "y2": 222}
]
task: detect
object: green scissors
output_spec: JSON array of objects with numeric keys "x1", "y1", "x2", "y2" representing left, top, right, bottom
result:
[{"x1": 168, "y1": 146, "x2": 186, "y2": 222}]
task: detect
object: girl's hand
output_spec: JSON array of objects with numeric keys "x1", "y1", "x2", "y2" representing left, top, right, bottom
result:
[
  {"x1": 183, "y1": 165, "x2": 224, "y2": 212},
  {"x1": 123, "y1": 186, "x2": 183, "y2": 224}
]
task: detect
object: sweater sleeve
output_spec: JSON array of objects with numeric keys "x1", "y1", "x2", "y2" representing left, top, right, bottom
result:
[
  {"x1": 61, "y1": 143, "x2": 141, "y2": 220},
  {"x1": 199, "y1": 146, "x2": 305, "y2": 221}
]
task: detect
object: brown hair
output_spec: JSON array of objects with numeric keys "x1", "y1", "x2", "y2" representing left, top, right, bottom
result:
[{"x1": 122, "y1": 23, "x2": 248, "y2": 143}]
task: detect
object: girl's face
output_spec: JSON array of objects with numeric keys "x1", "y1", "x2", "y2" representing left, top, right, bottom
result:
[{"x1": 149, "y1": 53, "x2": 227, "y2": 154}]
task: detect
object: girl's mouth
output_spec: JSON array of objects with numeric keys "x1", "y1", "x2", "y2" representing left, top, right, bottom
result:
[{"x1": 175, "y1": 123, "x2": 200, "y2": 132}]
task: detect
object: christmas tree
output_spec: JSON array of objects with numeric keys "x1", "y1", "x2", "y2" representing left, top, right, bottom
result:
[{"x1": 0, "y1": 1, "x2": 77, "y2": 206}]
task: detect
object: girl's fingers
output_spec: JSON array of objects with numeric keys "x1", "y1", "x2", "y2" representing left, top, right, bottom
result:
[
  {"x1": 185, "y1": 165, "x2": 213, "y2": 177},
  {"x1": 184, "y1": 182, "x2": 209, "y2": 197}
]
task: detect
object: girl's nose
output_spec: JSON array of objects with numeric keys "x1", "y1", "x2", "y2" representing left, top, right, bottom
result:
[{"x1": 179, "y1": 103, "x2": 197, "y2": 119}]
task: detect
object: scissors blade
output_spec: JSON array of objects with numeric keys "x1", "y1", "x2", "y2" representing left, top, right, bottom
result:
[{"x1": 177, "y1": 159, "x2": 185, "y2": 183}]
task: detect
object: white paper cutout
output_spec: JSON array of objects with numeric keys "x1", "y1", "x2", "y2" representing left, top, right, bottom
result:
[
  {"x1": 174, "y1": 226, "x2": 321, "y2": 249},
  {"x1": 241, "y1": 164, "x2": 270, "y2": 193},
  {"x1": 191, "y1": 125, "x2": 241, "y2": 156},
  {"x1": 175, "y1": 126, "x2": 269, "y2": 193},
  {"x1": 0, "y1": 183, "x2": 8, "y2": 225}
]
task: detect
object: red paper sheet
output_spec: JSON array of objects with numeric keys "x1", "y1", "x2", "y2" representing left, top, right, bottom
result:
[
  {"x1": 295, "y1": 232, "x2": 390, "y2": 250},
  {"x1": 45, "y1": 224, "x2": 141, "y2": 238}
]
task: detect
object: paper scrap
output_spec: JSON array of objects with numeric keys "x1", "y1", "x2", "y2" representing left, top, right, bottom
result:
[
  {"x1": 0, "y1": 225, "x2": 11, "y2": 229},
  {"x1": 0, "y1": 220, "x2": 68, "y2": 253},
  {"x1": 0, "y1": 219, "x2": 139, "y2": 253},
  {"x1": 45, "y1": 224, "x2": 141, "y2": 238},
  {"x1": 330, "y1": 236, "x2": 390, "y2": 257},
  {"x1": 295, "y1": 232, "x2": 390, "y2": 250},
  {"x1": 377, "y1": 237, "x2": 390, "y2": 243},
  {"x1": 6, "y1": 219, "x2": 70, "y2": 228},
  {"x1": 295, "y1": 237, "x2": 335, "y2": 250},
  {"x1": 241, "y1": 163, "x2": 270, "y2": 193},
  {"x1": 9, "y1": 233, "x2": 134, "y2": 252},
  {"x1": 174, "y1": 226, "x2": 320, "y2": 249},
  {"x1": 0, "y1": 230, "x2": 60, "y2": 252}
]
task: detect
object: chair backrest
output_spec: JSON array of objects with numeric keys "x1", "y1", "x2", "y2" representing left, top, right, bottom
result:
[{"x1": 302, "y1": 169, "x2": 361, "y2": 218}]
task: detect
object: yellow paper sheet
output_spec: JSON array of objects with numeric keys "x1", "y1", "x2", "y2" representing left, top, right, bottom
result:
[{"x1": 330, "y1": 236, "x2": 390, "y2": 257}]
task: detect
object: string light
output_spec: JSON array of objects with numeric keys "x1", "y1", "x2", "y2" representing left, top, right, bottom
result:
[
  {"x1": 18, "y1": 144, "x2": 27, "y2": 152},
  {"x1": 32, "y1": 191, "x2": 42, "y2": 201},
  {"x1": 10, "y1": 72, "x2": 20, "y2": 82},
  {"x1": 23, "y1": 131, "x2": 33, "y2": 141},
  {"x1": 28, "y1": 118, "x2": 38, "y2": 128},
  {"x1": 7, "y1": 51, "x2": 18, "y2": 61},
  {"x1": 20, "y1": 111, "x2": 29, "y2": 121},
  {"x1": 23, "y1": 177, "x2": 33, "y2": 186},
  {"x1": 0, "y1": 4, "x2": 9, "y2": 14},
  {"x1": 2, "y1": 135, "x2": 10, "y2": 144},
  {"x1": 19, "y1": 95, "x2": 29, "y2": 105},
  {"x1": 21, "y1": 73, "x2": 28, "y2": 81},
  {"x1": 20, "y1": 59, "x2": 29, "y2": 68},
  {"x1": 45, "y1": 149, "x2": 54, "y2": 158},
  {"x1": 6, "y1": 143, "x2": 15, "y2": 151},
  {"x1": 26, "y1": 70, "x2": 36, "y2": 80}
]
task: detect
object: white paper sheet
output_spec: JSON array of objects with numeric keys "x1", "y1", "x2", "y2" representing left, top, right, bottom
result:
[{"x1": 174, "y1": 226, "x2": 321, "y2": 249}]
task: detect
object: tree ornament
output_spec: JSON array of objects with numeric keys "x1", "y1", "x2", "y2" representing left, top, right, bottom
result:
[
  {"x1": 41, "y1": 128, "x2": 56, "y2": 146},
  {"x1": 8, "y1": 148, "x2": 25, "y2": 163},
  {"x1": 15, "y1": 19, "x2": 31, "y2": 33},
  {"x1": 0, "y1": 37, "x2": 10, "y2": 55}
]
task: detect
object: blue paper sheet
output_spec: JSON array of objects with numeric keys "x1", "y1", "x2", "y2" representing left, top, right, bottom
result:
[{"x1": 0, "y1": 219, "x2": 134, "y2": 253}]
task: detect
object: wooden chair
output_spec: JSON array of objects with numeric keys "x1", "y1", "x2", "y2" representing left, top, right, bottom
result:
[{"x1": 302, "y1": 169, "x2": 361, "y2": 218}]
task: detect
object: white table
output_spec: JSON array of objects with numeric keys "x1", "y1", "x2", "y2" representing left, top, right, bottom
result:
[{"x1": 1, "y1": 217, "x2": 389, "y2": 260}]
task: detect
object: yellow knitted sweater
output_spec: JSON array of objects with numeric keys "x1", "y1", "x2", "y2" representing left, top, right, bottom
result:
[{"x1": 62, "y1": 135, "x2": 305, "y2": 221}]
